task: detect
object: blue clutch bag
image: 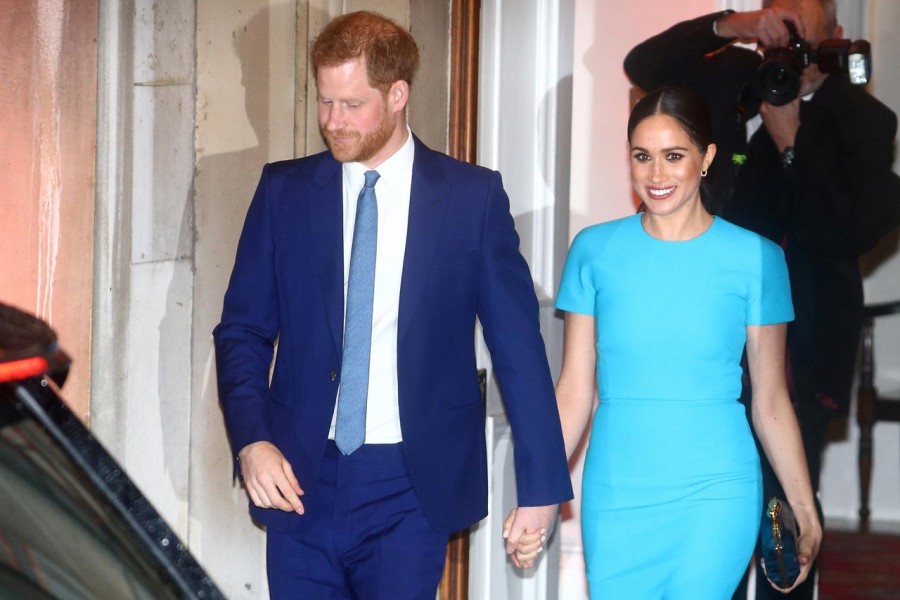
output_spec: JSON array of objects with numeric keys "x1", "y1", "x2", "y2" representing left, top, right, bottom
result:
[{"x1": 760, "y1": 497, "x2": 800, "y2": 589}]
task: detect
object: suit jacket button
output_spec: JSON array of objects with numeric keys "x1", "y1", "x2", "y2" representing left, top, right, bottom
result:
[{"x1": 330, "y1": 370, "x2": 337, "y2": 381}]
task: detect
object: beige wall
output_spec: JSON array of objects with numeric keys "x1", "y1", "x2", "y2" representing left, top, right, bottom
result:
[
  {"x1": 193, "y1": 3, "x2": 300, "y2": 594},
  {"x1": 0, "y1": 1, "x2": 98, "y2": 421}
]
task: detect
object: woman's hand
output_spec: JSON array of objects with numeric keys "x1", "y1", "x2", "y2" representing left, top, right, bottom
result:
[
  {"x1": 761, "y1": 501, "x2": 822, "y2": 593},
  {"x1": 502, "y1": 508, "x2": 548, "y2": 569}
]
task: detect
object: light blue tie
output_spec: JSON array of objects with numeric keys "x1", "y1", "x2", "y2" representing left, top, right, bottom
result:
[{"x1": 336, "y1": 170, "x2": 380, "y2": 455}]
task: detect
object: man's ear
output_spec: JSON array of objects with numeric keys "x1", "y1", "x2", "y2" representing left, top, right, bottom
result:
[
  {"x1": 833, "y1": 24, "x2": 844, "y2": 40},
  {"x1": 390, "y1": 80, "x2": 410, "y2": 114}
]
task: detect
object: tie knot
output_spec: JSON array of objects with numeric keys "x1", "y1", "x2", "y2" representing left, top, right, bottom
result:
[{"x1": 363, "y1": 170, "x2": 380, "y2": 189}]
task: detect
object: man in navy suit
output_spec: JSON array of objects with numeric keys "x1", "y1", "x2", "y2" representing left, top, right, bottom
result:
[{"x1": 213, "y1": 11, "x2": 572, "y2": 599}]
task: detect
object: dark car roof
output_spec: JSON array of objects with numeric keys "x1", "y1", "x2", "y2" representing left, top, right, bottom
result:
[{"x1": 0, "y1": 302, "x2": 224, "y2": 599}]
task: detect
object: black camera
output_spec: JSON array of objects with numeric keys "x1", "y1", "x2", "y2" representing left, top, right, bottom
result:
[{"x1": 753, "y1": 20, "x2": 872, "y2": 106}]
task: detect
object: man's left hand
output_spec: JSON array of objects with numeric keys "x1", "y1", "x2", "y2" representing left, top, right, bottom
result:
[
  {"x1": 503, "y1": 504, "x2": 558, "y2": 568},
  {"x1": 760, "y1": 98, "x2": 801, "y2": 152}
]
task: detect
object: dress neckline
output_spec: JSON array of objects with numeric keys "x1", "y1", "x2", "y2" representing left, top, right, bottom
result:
[{"x1": 636, "y1": 213, "x2": 718, "y2": 244}]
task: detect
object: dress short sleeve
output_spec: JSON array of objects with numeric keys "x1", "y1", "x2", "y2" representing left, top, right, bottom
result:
[
  {"x1": 747, "y1": 237, "x2": 794, "y2": 326},
  {"x1": 556, "y1": 229, "x2": 598, "y2": 316}
]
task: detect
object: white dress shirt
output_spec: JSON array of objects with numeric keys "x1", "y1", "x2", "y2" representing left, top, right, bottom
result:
[{"x1": 329, "y1": 128, "x2": 415, "y2": 444}]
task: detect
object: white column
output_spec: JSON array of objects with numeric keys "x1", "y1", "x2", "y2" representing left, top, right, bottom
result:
[{"x1": 473, "y1": 1, "x2": 574, "y2": 598}]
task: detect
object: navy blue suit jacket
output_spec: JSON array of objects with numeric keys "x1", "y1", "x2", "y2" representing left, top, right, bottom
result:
[{"x1": 213, "y1": 136, "x2": 573, "y2": 534}]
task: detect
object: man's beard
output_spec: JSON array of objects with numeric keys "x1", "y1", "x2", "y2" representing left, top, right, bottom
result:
[{"x1": 322, "y1": 108, "x2": 395, "y2": 164}]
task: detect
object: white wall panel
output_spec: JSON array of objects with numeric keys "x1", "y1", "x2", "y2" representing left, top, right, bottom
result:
[{"x1": 475, "y1": 1, "x2": 574, "y2": 598}]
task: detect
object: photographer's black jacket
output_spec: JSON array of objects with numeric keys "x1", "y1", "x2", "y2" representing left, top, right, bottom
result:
[{"x1": 624, "y1": 11, "x2": 900, "y2": 415}]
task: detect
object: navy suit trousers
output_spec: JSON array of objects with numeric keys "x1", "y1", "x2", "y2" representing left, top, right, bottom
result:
[{"x1": 266, "y1": 442, "x2": 448, "y2": 599}]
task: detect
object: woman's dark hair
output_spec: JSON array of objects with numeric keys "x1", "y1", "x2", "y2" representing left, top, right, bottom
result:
[
  {"x1": 628, "y1": 86, "x2": 714, "y2": 154},
  {"x1": 627, "y1": 86, "x2": 717, "y2": 212}
]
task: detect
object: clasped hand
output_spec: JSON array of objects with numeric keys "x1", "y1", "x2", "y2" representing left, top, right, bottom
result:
[{"x1": 502, "y1": 505, "x2": 558, "y2": 569}]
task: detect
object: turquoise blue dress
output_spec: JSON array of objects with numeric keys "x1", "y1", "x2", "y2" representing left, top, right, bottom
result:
[{"x1": 556, "y1": 214, "x2": 794, "y2": 598}]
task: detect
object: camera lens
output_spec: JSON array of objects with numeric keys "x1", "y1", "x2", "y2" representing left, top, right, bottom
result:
[{"x1": 753, "y1": 49, "x2": 803, "y2": 106}]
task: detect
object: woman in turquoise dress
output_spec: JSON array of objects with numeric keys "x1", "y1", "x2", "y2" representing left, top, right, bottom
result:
[{"x1": 554, "y1": 87, "x2": 822, "y2": 597}]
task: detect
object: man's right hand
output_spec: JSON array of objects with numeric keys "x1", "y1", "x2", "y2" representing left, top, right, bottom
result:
[
  {"x1": 238, "y1": 441, "x2": 305, "y2": 514},
  {"x1": 716, "y1": 7, "x2": 807, "y2": 49}
]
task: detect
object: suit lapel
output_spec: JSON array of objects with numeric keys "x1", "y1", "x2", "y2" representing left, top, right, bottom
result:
[
  {"x1": 399, "y1": 138, "x2": 450, "y2": 342},
  {"x1": 307, "y1": 156, "x2": 345, "y2": 355}
]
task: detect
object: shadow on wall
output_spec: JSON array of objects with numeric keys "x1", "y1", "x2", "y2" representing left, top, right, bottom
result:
[
  {"x1": 187, "y1": 1, "x2": 285, "y2": 520},
  {"x1": 511, "y1": 74, "x2": 574, "y2": 305},
  {"x1": 170, "y1": 3, "x2": 307, "y2": 596},
  {"x1": 152, "y1": 5, "x2": 324, "y2": 597}
]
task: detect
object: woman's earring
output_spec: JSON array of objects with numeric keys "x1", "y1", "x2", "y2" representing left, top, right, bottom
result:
[{"x1": 700, "y1": 168, "x2": 708, "y2": 177}]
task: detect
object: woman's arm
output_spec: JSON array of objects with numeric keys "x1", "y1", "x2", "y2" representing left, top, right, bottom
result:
[
  {"x1": 556, "y1": 312, "x2": 599, "y2": 460},
  {"x1": 746, "y1": 323, "x2": 823, "y2": 591}
]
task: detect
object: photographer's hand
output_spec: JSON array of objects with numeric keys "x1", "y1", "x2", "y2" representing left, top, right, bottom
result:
[
  {"x1": 760, "y1": 98, "x2": 801, "y2": 153},
  {"x1": 716, "y1": 8, "x2": 807, "y2": 49}
]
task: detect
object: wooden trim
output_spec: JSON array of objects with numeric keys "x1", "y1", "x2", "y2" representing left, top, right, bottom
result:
[
  {"x1": 448, "y1": 0, "x2": 481, "y2": 164},
  {"x1": 441, "y1": 3, "x2": 480, "y2": 598},
  {"x1": 440, "y1": 530, "x2": 470, "y2": 600}
]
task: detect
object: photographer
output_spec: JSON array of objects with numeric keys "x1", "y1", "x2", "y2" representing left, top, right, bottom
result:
[{"x1": 624, "y1": 1, "x2": 900, "y2": 598}]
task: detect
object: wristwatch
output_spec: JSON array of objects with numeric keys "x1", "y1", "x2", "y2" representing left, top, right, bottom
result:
[
  {"x1": 712, "y1": 9, "x2": 736, "y2": 37},
  {"x1": 780, "y1": 146, "x2": 796, "y2": 168}
]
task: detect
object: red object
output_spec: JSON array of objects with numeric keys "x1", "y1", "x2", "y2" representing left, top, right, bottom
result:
[{"x1": 0, "y1": 356, "x2": 50, "y2": 383}]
